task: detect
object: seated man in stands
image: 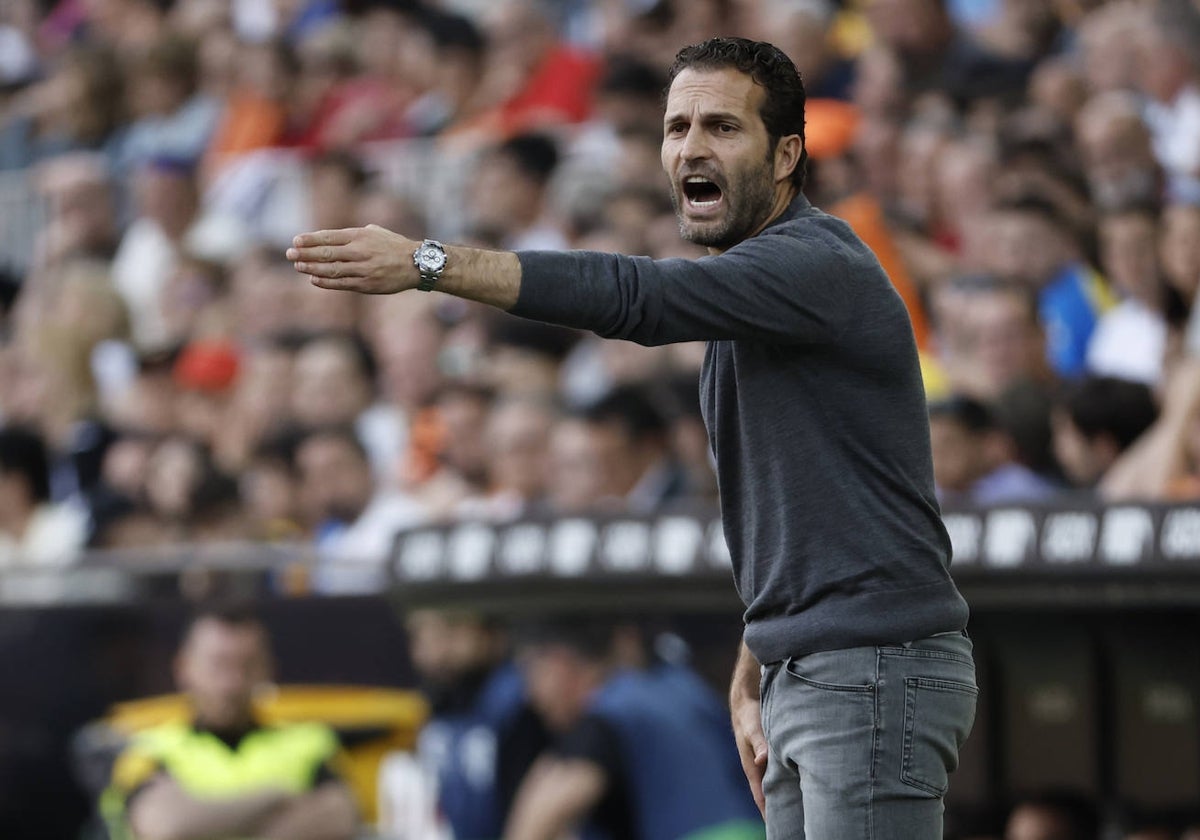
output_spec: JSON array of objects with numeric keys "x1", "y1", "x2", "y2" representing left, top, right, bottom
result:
[
  {"x1": 101, "y1": 604, "x2": 357, "y2": 840},
  {"x1": 929, "y1": 394, "x2": 1060, "y2": 506},
  {"x1": 1052, "y1": 376, "x2": 1158, "y2": 492},
  {"x1": 507, "y1": 618, "x2": 763, "y2": 840}
]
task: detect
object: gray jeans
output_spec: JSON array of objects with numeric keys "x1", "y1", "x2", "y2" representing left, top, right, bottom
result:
[{"x1": 759, "y1": 632, "x2": 977, "y2": 840}]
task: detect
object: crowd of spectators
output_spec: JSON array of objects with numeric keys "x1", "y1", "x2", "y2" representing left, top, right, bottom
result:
[{"x1": 0, "y1": 0, "x2": 1198, "y2": 574}]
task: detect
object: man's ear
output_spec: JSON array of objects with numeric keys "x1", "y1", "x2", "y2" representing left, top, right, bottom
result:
[{"x1": 774, "y1": 135, "x2": 803, "y2": 184}]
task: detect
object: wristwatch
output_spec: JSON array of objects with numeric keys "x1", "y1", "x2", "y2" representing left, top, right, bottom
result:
[{"x1": 413, "y1": 239, "x2": 448, "y2": 292}]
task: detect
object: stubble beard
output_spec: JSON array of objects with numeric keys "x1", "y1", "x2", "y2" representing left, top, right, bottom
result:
[{"x1": 672, "y1": 156, "x2": 778, "y2": 251}]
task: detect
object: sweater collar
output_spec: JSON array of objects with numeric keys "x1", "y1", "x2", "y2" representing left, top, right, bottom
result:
[{"x1": 761, "y1": 192, "x2": 814, "y2": 233}]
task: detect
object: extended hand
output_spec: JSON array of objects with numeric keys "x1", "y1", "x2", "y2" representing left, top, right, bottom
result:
[
  {"x1": 287, "y1": 224, "x2": 416, "y2": 294},
  {"x1": 731, "y1": 691, "x2": 768, "y2": 818}
]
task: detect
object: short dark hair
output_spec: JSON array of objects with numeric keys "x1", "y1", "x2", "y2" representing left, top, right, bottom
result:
[
  {"x1": 928, "y1": 395, "x2": 996, "y2": 433},
  {"x1": 667, "y1": 37, "x2": 808, "y2": 190},
  {"x1": 183, "y1": 601, "x2": 265, "y2": 645},
  {"x1": 1063, "y1": 377, "x2": 1158, "y2": 451},
  {"x1": 582, "y1": 384, "x2": 669, "y2": 442},
  {"x1": 298, "y1": 425, "x2": 369, "y2": 463},
  {"x1": 494, "y1": 133, "x2": 560, "y2": 186},
  {"x1": 516, "y1": 616, "x2": 614, "y2": 663},
  {"x1": 0, "y1": 425, "x2": 51, "y2": 503}
]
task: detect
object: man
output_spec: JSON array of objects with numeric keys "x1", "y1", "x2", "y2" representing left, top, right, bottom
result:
[
  {"x1": 1051, "y1": 377, "x2": 1158, "y2": 490},
  {"x1": 293, "y1": 426, "x2": 424, "y2": 572},
  {"x1": 403, "y1": 609, "x2": 546, "y2": 840},
  {"x1": 101, "y1": 605, "x2": 358, "y2": 840},
  {"x1": 288, "y1": 37, "x2": 975, "y2": 837},
  {"x1": 508, "y1": 619, "x2": 762, "y2": 840},
  {"x1": 0, "y1": 425, "x2": 88, "y2": 567},
  {"x1": 928, "y1": 394, "x2": 1058, "y2": 506}
]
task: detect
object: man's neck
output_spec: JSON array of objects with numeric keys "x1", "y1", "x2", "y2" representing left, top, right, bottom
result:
[
  {"x1": 706, "y1": 186, "x2": 801, "y2": 256},
  {"x1": 0, "y1": 499, "x2": 36, "y2": 541}
]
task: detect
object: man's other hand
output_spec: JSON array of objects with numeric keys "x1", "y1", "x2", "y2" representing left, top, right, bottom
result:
[{"x1": 731, "y1": 691, "x2": 768, "y2": 818}]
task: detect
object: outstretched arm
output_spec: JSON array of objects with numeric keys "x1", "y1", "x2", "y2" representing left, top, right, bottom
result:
[
  {"x1": 730, "y1": 638, "x2": 767, "y2": 818},
  {"x1": 287, "y1": 221, "x2": 852, "y2": 347}
]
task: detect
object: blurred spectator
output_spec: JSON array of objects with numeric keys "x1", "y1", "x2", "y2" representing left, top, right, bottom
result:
[
  {"x1": 472, "y1": 0, "x2": 601, "y2": 139},
  {"x1": 417, "y1": 382, "x2": 494, "y2": 518},
  {"x1": 1052, "y1": 376, "x2": 1159, "y2": 490},
  {"x1": 979, "y1": 196, "x2": 1111, "y2": 379},
  {"x1": 294, "y1": 426, "x2": 424, "y2": 563},
  {"x1": 405, "y1": 10, "x2": 488, "y2": 137},
  {"x1": 546, "y1": 384, "x2": 688, "y2": 514},
  {"x1": 1004, "y1": 791, "x2": 1100, "y2": 840},
  {"x1": 864, "y1": 0, "x2": 1032, "y2": 105},
  {"x1": 32, "y1": 153, "x2": 121, "y2": 268},
  {"x1": 241, "y1": 432, "x2": 304, "y2": 541},
  {"x1": 1087, "y1": 205, "x2": 1172, "y2": 385},
  {"x1": 172, "y1": 338, "x2": 240, "y2": 454},
  {"x1": 115, "y1": 35, "x2": 220, "y2": 172},
  {"x1": 99, "y1": 604, "x2": 357, "y2": 840},
  {"x1": 509, "y1": 618, "x2": 762, "y2": 840},
  {"x1": 767, "y1": 0, "x2": 856, "y2": 101},
  {"x1": 289, "y1": 332, "x2": 393, "y2": 475},
  {"x1": 546, "y1": 411, "x2": 620, "y2": 514},
  {"x1": 1162, "y1": 199, "x2": 1200, "y2": 309},
  {"x1": 110, "y1": 157, "x2": 200, "y2": 348},
  {"x1": 468, "y1": 132, "x2": 567, "y2": 250},
  {"x1": 0, "y1": 46, "x2": 125, "y2": 170},
  {"x1": 1075, "y1": 92, "x2": 1163, "y2": 212},
  {"x1": 929, "y1": 394, "x2": 1059, "y2": 505},
  {"x1": 308, "y1": 150, "x2": 371, "y2": 234},
  {"x1": 581, "y1": 384, "x2": 691, "y2": 513},
  {"x1": 202, "y1": 39, "x2": 297, "y2": 181},
  {"x1": 458, "y1": 396, "x2": 557, "y2": 522},
  {"x1": 1134, "y1": 1, "x2": 1200, "y2": 184},
  {"x1": 0, "y1": 425, "x2": 88, "y2": 566},
  {"x1": 932, "y1": 276, "x2": 1053, "y2": 401},
  {"x1": 482, "y1": 314, "x2": 578, "y2": 399},
  {"x1": 399, "y1": 609, "x2": 546, "y2": 840}
]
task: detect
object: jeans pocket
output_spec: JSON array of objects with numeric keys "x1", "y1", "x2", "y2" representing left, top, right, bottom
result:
[
  {"x1": 782, "y1": 649, "x2": 876, "y2": 693},
  {"x1": 901, "y1": 677, "x2": 978, "y2": 796}
]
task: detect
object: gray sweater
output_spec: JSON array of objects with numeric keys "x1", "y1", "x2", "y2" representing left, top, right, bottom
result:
[{"x1": 512, "y1": 194, "x2": 969, "y2": 663}]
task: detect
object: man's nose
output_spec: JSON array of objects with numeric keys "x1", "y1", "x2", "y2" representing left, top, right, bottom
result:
[{"x1": 680, "y1": 125, "x2": 712, "y2": 161}]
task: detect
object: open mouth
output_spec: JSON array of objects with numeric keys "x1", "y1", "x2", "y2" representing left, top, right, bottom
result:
[{"x1": 682, "y1": 176, "x2": 723, "y2": 210}]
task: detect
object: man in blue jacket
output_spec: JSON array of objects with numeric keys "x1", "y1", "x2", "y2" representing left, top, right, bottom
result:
[{"x1": 505, "y1": 619, "x2": 762, "y2": 840}]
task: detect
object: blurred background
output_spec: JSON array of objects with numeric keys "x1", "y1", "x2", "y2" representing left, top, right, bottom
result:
[{"x1": 1, "y1": 0, "x2": 1200, "y2": 837}]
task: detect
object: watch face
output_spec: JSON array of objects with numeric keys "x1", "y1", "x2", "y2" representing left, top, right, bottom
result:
[{"x1": 418, "y1": 244, "x2": 446, "y2": 272}]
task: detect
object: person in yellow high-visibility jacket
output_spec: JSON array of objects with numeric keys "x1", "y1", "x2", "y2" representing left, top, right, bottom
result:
[{"x1": 101, "y1": 604, "x2": 358, "y2": 840}]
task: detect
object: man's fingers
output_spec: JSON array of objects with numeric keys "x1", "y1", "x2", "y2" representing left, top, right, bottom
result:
[
  {"x1": 737, "y1": 748, "x2": 767, "y2": 819},
  {"x1": 295, "y1": 261, "x2": 353, "y2": 279},
  {"x1": 286, "y1": 245, "x2": 363, "y2": 264},
  {"x1": 310, "y1": 275, "x2": 367, "y2": 291},
  {"x1": 292, "y1": 228, "x2": 357, "y2": 248}
]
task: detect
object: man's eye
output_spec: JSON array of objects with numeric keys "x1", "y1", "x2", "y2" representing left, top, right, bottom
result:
[
  {"x1": 668, "y1": 124, "x2": 686, "y2": 134},
  {"x1": 718, "y1": 124, "x2": 735, "y2": 133}
]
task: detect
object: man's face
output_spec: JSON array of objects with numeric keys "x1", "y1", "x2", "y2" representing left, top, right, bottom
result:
[
  {"x1": 176, "y1": 619, "x2": 269, "y2": 730},
  {"x1": 661, "y1": 67, "x2": 779, "y2": 251},
  {"x1": 291, "y1": 340, "x2": 370, "y2": 428},
  {"x1": 521, "y1": 644, "x2": 589, "y2": 732},
  {"x1": 1051, "y1": 408, "x2": 1105, "y2": 487},
  {"x1": 929, "y1": 416, "x2": 985, "y2": 493},
  {"x1": 296, "y1": 435, "x2": 372, "y2": 525},
  {"x1": 405, "y1": 610, "x2": 495, "y2": 688}
]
